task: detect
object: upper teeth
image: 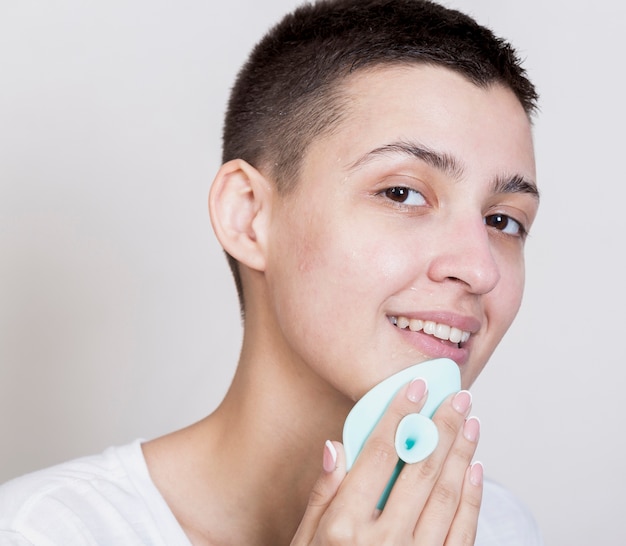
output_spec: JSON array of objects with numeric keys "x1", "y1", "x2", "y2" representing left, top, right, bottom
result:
[{"x1": 391, "y1": 316, "x2": 470, "y2": 344}]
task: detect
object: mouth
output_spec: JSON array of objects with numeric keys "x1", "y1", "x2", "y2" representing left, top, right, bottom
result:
[{"x1": 389, "y1": 315, "x2": 471, "y2": 349}]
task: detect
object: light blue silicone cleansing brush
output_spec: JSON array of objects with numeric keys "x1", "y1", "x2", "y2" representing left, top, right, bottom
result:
[{"x1": 342, "y1": 358, "x2": 461, "y2": 508}]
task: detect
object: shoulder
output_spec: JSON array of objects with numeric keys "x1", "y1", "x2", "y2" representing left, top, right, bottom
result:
[
  {"x1": 477, "y1": 478, "x2": 544, "y2": 546},
  {"x1": 0, "y1": 441, "x2": 139, "y2": 520},
  {"x1": 0, "y1": 440, "x2": 188, "y2": 545}
]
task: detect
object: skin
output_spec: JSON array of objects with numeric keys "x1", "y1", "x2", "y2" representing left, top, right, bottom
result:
[{"x1": 143, "y1": 64, "x2": 538, "y2": 545}]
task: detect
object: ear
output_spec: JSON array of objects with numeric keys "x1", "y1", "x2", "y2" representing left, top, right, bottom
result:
[{"x1": 208, "y1": 159, "x2": 272, "y2": 272}]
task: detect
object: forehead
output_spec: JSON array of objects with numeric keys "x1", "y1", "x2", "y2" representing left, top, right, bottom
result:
[{"x1": 300, "y1": 64, "x2": 536, "y2": 185}]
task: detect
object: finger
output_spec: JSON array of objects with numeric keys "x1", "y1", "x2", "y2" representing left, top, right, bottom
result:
[
  {"x1": 291, "y1": 440, "x2": 346, "y2": 545},
  {"x1": 335, "y1": 378, "x2": 429, "y2": 517},
  {"x1": 379, "y1": 390, "x2": 472, "y2": 529},
  {"x1": 412, "y1": 415, "x2": 481, "y2": 542},
  {"x1": 444, "y1": 461, "x2": 484, "y2": 546}
]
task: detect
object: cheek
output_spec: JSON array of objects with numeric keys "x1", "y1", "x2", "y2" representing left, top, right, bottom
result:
[
  {"x1": 293, "y1": 211, "x2": 405, "y2": 288},
  {"x1": 269, "y1": 210, "x2": 411, "y2": 347},
  {"x1": 491, "y1": 252, "x2": 526, "y2": 334}
]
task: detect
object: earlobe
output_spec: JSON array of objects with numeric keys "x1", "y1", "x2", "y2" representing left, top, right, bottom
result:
[{"x1": 208, "y1": 159, "x2": 271, "y2": 272}]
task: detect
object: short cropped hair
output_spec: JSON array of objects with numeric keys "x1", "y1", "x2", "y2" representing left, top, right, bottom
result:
[{"x1": 221, "y1": 0, "x2": 538, "y2": 313}]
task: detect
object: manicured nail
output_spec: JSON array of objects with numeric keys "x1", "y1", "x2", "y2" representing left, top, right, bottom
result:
[
  {"x1": 323, "y1": 440, "x2": 337, "y2": 473},
  {"x1": 463, "y1": 416, "x2": 481, "y2": 442},
  {"x1": 470, "y1": 461, "x2": 484, "y2": 486},
  {"x1": 452, "y1": 390, "x2": 472, "y2": 415},
  {"x1": 407, "y1": 378, "x2": 428, "y2": 402}
]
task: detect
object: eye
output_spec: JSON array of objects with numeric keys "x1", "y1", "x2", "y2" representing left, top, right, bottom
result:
[
  {"x1": 484, "y1": 213, "x2": 526, "y2": 237},
  {"x1": 383, "y1": 186, "x2": 426, "y2": 206}
]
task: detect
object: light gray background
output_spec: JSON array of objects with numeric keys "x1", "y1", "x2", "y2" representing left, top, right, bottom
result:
[{"x1": 1, "y1": 1, "x2": 624, "y2": 544}]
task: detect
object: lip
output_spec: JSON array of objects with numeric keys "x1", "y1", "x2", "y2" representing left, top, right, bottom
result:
[{"x1": 388, "y1": 312, "x2": 480, "y2": 367}]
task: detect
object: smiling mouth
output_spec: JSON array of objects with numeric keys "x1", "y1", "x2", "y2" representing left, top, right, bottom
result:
[{"x1": 389, "y1": 315, "x2": 471, "y2": 348}]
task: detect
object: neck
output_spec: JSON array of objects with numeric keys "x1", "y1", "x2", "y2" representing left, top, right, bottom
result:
[{"x1": 144, "y1": 315, "x2": 354, "y2": 545}]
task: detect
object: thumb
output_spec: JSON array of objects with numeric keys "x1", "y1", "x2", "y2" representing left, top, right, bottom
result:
[{"x1": 291, "y1": 440, "x2": 346, "y2": 545}]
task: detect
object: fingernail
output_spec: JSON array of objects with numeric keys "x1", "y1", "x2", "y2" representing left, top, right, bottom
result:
[
  {"x1": 470, "y1": 461, "x2": 484, "y2": 486},
  {"x1": 463, "y1": 416, "x2": 481, "y2": 442},
  {"x1": 407, "y1": 378, "x2": 428, "y2": 402},
  {"x1": 452, "y1": 390, "x2": 472, "y2": 415},
  {"x1": 323, "y1": 440, "x2": 337, "y2": 473}
]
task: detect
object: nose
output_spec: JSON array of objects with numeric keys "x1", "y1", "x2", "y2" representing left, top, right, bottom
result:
[{"x1": 426, "y1": 217, "x2": 501, "y2": 295}]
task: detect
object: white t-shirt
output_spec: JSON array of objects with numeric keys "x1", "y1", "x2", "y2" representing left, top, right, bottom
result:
[{"x1": 0, "y1": 440, "x2": 543, "y2": 545}]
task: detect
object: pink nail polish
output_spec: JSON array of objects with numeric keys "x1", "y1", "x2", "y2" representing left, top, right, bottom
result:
[
  {"x1": 470, "y1": 461, "x2": 484, "y2": 486},
  {"x1": 452, "y1": 390, "x2": 472, "y2": 415},
  {"x1": 407, "y1": 378, "x2": 428, "y2": 402},
  {"x1": 323, "y1": 440, "x2": 337, "y2": 473}
]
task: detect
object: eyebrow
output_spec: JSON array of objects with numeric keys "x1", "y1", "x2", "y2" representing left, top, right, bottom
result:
[
  {"x1": 348, "y1": 140, "x2": 539, "y2": 200},
  {"x1": 348, "y1": 141, "x2": 464, "y2": 179},
  {"x1": 492, "y1": 174, "x2": 540, "y2": 200}
]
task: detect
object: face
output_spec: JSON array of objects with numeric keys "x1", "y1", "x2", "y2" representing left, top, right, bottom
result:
[{"x1": 263, "y1": 65, "x2": 538, "y2": 400}]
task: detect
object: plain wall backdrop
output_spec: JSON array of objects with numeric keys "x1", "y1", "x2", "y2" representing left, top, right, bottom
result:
[{"x1": 1, "y1": 1, "x2": 624, "y2": 544}]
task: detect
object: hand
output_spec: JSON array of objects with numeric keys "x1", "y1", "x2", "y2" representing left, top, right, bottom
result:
[{"x1": 291, "y1": 379, "x2": 483, "y2": 545}]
